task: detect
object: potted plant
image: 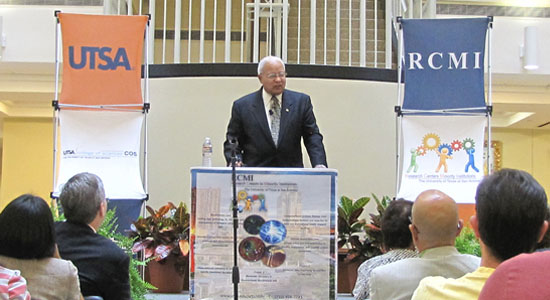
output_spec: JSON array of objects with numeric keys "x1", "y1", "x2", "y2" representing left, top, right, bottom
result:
[
  {"x1": 130, "y1": 202, "x2": 190, "y2": 293},
  {"x1": 337, "y1": 194, "x2": 391, "y2": 293},
  {"x1": 363, "y1": 194, "x2": 392, "y2": 253}
]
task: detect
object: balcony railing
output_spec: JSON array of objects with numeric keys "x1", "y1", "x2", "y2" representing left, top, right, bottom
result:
[{"x1": 103, "y1": 0, "x2": 435, "y2": 68}]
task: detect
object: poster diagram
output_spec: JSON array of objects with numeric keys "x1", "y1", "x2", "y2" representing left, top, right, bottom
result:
[{"x1": 190, "y1": 168, "x2": 337, "y2": 300}]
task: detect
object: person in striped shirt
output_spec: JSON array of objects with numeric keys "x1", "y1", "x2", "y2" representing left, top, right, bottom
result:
[{"x1": 0, "y1": 266, "x2": 31, "y2": 300}]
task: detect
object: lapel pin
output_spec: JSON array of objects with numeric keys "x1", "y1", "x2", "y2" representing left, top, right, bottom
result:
[{"x1": 285, "y1": 108, "x2": 289, "y2": 112}]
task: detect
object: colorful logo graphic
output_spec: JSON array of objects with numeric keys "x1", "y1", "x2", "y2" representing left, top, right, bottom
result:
[
  {"x1": 236, "y1": 190, "x2": 268, "y2": 212},
  {"x1": 406, "y1": 133, "x2": 479, "y2": 174}
]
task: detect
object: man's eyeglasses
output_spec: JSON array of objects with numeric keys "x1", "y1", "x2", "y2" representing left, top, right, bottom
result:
[{"x1": 265, "y1": 72, "x2": 287, "y2": 79}]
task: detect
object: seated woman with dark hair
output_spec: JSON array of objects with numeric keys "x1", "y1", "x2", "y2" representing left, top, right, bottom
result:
[
  {"x1": 352, "y1": 199, "x2": 418, "y2": 300},
  {"x1": 0, "y1": 194, "x2": 82, "y2": 300}
]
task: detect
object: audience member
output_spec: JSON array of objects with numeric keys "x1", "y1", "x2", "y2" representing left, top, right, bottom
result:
[
  {"x1": 55, "y1": 173, "x2": 131, "y2": 300},
  {"x1": 0, "y1": 194, "x2": 81, "y2": 300},
  {"x1": 352, "y1": 199, "x2": 417, "y2": 300},
  {"x1": 536, "y1": 207, "x2": 550, "y2": 251},
  {"x1": 0, "y1": 266, "x2": 31, "y2": 300},
  {"x1": 478, "y1": 251, "x2": 550, "y2": 300},
  {"x1": 412, "y1": 168, "x2": 549, "y2": 300},
  {"x1": 369, "y1": 190, "x2": 479, "y2": 300}
]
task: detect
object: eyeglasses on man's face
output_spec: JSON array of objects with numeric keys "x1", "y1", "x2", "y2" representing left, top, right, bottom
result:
[{"x1": 265, "y1": 72, "x2": 287, "y2": 79}]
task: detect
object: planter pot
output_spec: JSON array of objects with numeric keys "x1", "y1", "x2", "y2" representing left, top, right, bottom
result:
[
  {"x1": 146, "y1": 255, "x2": 184, "y2": 293},
  {"x1": 337, "y1": 249, "x2": 365, "y2": 294}
]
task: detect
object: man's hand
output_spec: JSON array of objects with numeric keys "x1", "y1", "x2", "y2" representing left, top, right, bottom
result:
[{"x1": 228, "y1": 161, "x2": 243, "y2": 167}]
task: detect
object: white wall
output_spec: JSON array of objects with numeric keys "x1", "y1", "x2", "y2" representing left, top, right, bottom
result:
[
  {"x1": 491, "y1": 17, "x2": 550, "y2": 75},
  {"x1": 146, "y1": 77, "x2": 398, "y2": 210},
  {"x1": 439, "y1": 15, "x2": 550, "y2": 76},
  {"x1": 0, "y1": 5, "x2": 102, "y2": 63}
]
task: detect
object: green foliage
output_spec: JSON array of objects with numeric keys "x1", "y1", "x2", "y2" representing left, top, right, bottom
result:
[
  {"x1": 51, "y1": 203, "x2": 65, "y2": 222},
  {"x1": 455, "y1": 227, "x2": 481, "y2": 257},
  {"x1": 129, "y1": 202, "x2": 190, "y2": 269},
  {"x1": 338, "y1": 194, "x2": 393, "y2": 263},
  {"x1": 98, "y1": 209, "x2": 158, "y2": 299},
  {"x1": 97, "y1": 209, "x2": 118, "y2": 239},
  {"x1": 338, "y1": 196, "x2": 370, "y2": 248},
  {"x1": 54, "y1": 207, "x2": 156, "y2": 300},
  {"x1": 364, "y1": 194, "x2": 392, "y2": 252}
]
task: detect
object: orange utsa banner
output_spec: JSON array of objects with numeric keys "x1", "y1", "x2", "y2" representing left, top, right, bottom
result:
[{"x1": 59, "y1": 13, "x2": 147, "y2": 107}]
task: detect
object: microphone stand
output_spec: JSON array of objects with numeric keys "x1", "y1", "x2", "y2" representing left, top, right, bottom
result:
[{"x1": 230, "y1": 140, "x2": 240, "y2": 300}]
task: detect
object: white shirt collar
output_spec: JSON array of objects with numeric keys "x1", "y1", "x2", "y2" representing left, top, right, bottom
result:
[{"x1": 262, "y1": 88, "x2": 281, "y2": 109}]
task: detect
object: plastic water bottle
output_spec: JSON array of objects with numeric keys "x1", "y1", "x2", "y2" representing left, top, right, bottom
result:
[{"x1": 202, "y1": 137, "x2": 213, "y2": 167}]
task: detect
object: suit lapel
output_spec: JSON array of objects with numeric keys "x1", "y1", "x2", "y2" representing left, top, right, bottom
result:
[
  {"x1": 278, "y1": 90, "x2": 294, "y2": 145},
  {"x1": 249, "y1": 88, "x2": 274, "y2": 145}
]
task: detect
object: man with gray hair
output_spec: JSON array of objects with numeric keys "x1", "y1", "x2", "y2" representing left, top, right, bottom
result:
[
  {"x1": 55, "y1": 172, "x2": 131, "y2": 300},
  {"x1": 224, "y1": 55, "x2": 327, "y2": 168}
]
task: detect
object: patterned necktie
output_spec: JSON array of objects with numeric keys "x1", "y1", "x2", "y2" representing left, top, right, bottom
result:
[{"x1": 270, "y1": 96, "x2": 281, "y2": 145}]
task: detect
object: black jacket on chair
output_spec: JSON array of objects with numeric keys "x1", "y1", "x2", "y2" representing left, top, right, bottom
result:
[
  {"x1": 55, "y1": 221, "x2": 131, "y2": 300},
  {"x1": 224, "y1": 88, "x2": 327, "y2": 167}
]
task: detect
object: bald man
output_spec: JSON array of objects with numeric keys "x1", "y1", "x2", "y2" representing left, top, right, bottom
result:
[
  {"x1": 369, "y1": 190, "x2": 480, "y2": 300},
  {"x1": 412, "y1": 169, "x2": 548, "y2": 300}
]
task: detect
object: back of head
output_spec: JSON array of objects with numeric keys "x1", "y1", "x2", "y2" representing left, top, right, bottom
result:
[
  {"x1": 382, "y1": 199, "x2": 414, "y2": 250},
  {"x1": 0, "y1": 194, "x2": 55, "y2": 259},
  {"x1": 412, "y1": 189, "x2": 459, "y2": 247},
  {"x1": 59, "y1": 172, "x2": 105, "y2": 225},
  {"x1": 475, "y1": 168, "x2": 548, "y2": 261}
]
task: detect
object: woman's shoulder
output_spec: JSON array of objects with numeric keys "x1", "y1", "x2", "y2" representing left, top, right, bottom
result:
[{"x1": 38, "y1": 257, "x2": 78, "y2": 277}]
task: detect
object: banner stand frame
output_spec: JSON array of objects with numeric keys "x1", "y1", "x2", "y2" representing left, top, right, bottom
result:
[
  {"x1": 394, "y1": 16, "x2": 494, "y2": 199},
  {"x1": 51, "y1": 11, "x2": 150, "y2": 218}
]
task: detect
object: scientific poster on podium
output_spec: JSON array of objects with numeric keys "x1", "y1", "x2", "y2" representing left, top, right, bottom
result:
[{"x1": 190, "y1": 167, "x2": 337, "y2": 300}]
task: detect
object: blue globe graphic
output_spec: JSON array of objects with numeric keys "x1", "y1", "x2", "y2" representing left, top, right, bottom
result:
[{"x1": 259, "y1": 220, "x2": 287, "y2": 244}]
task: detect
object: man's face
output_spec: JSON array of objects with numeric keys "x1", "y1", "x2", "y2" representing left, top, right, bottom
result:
[{"x1": 258, "y1": 60, "x2": 286, "y2": 95}]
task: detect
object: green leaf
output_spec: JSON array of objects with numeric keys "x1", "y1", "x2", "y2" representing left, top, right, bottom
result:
[
  {"x1": 371, "y1": 193, "x2": 390, "y2": 214},
  {"x1": 351, "y1": 196, "x2": 370, "y2": 212},
  {"x1": 339, "y1": 196, "x2": 353, "y2": 216}
]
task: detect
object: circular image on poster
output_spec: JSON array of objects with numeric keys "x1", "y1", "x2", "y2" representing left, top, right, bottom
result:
[
  {"x1": 238, "y1": 237, "x2": 266, "y2": 262},
  {"x1": 262, "y1": 245, "x2": 286, "y2": 268},
  {"x1": 243, "y1": 215, "x2": 265, "y2": 235},
  {"x1": 259, "y1": 220, "x2": 287, "y2": 244}
]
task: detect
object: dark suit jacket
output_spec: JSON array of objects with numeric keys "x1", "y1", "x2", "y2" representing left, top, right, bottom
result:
[
  {"x1": 55, "y1": 221, "x2": 131, "y2": 300},
  {"x1": 224, "y1": 88, "x2": 327, "y2": 167}
]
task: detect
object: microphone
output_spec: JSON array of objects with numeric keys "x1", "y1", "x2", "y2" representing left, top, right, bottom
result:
[{"x1": 269, "y1": 109, "x2": 273, "y2": 115}]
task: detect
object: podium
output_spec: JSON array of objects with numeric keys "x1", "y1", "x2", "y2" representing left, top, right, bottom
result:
[{"x1": 190, "y1": 167, "x2": 337, "y2": 300}]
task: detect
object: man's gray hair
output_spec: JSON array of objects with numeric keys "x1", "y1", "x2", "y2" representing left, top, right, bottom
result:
[
  {"x1": 59, "y1": 172, "x2": 105, "y2": 225},
  {"x1": 257, "y1": 56, "x2": 286, "y2": 75}
]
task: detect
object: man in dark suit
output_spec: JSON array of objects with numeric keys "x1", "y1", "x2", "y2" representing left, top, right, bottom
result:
[
  {"x1": 224, "y1": 56, "x2": 327, "y2": 168},
  {"x1": 55, "y1": 172, "x2": 131, "y2": 300}
]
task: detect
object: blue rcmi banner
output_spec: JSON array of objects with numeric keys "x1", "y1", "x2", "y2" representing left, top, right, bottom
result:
[{"x1": 402, "y1": 18, "x2": 490, "y2": 111}]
